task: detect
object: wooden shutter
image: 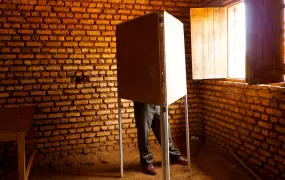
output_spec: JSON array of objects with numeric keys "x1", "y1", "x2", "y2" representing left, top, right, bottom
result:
[
  {"x1": 245, "y1": 0, "x2": 284, "y2": 85},
  {"x1": 190, "y1": 8, "x2": 228, "y2": 80}
]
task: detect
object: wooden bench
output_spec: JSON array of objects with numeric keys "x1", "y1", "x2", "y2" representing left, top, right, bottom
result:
[{"x1": 0, "y1": 106, "x2": 37, "y2": 180}]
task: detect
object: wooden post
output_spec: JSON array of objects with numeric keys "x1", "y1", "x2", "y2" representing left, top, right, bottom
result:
[{"x1": 17, "y1": 131, "x2": 26, "y2": 180}]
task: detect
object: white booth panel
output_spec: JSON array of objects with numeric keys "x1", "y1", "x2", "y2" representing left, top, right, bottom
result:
[{"x1": 164, "y1": 12, "x2": 187, "y2": 105}]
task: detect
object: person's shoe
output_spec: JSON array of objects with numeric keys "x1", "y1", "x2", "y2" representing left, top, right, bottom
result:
[
  {"x1": 171, "y1": 156, "x2": 188, "y2": 166},
  {"x1": 142, "y1": 163, "x2": 157, "y2": 175}
]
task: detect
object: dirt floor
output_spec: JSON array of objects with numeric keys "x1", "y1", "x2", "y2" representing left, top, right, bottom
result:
[{"x1": 1, "y1": 139, "x2": 256, "y2": 180}]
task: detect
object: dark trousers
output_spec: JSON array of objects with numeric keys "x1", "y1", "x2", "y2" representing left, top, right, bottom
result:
[{"x1": 134, "y1": 102, "x2": 181, "y2": 164}]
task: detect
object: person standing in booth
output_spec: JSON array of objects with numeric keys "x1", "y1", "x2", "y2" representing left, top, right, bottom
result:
[{"x1": 133, "y1": 101, "x2": 188, "y2": 175}]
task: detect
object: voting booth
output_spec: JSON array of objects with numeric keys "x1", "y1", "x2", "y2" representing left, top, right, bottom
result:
[{"x1": 116, "y1": 11, "x2": 191, "y2": 180}]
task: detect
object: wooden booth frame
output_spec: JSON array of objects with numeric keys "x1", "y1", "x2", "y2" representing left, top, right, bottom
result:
[{"x1": 116, "y1": 11, "x2": 191, "y2": 180}]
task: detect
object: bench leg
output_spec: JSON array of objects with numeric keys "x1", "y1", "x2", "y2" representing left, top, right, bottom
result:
[{"x1": 17, "y1": 131, "x2": 26, "y2": 180}]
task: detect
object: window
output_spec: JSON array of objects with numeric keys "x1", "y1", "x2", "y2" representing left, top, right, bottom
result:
[
  {"x1": 227, "y1": 2, "x2": 245, "y2": 79},
  {"x1": 190, "y1": 0, "x2": 284, "y2": 85}
]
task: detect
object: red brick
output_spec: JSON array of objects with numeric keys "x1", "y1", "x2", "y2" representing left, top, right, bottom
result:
[
  {"x1": 21, "y1": 79, "x2": 35, "y2": 84},
  {"x1": 266, "y1": 108, "x2": 282, "y2": 117},
  {"x1": 97, "y1": 131, "x2": 110, "y2": 136},
  {"x1": 74, "y1": 100, "x2": 88, "y2": 105},
  {"x1": 267, "y1": 138, "x2": 281, "y2": 147},
  {"x1": 44, "y1": 18, "x2": 60, "y2": 23},
  {"x1": 276, "y1": 125, "x2": 285, "y2": 134},
  {"x1": 8, "y1": 17, "x2": 25, "y2": 22},
  {"x1": 265, "y1": 164, "x2": 279, "y2": 174},
  {"x1": 19, "y1": 54, "x2": 34, "y2": 59},
  {"x1": 71, "y1": 7, "x2": 86, "y2": 12},
  {"x1": 237, "y1": 128, "x2": 250, "y2": 136},
  {"x1": 65, "y1": 112, "x2": 80, "y2": 117},
  {"x1": 259, "y1": 149, "x2": 271, "y2": 157},
  {"x1": 65, "y1": 134, "x2": 80, "y2": 139},
  {"x1": 63, "y1": 19, "x2": 78, "y2": 24},
  {"x1": 71, "y1": 30, "x2": 85, "y2": 35},
  {"x1": 176, "y1": 2, "x2": 188, "y2": 7},
  {"x1": 280, "y1": 103, "x2": 285, "y2": 110},
  {"x1": 36, "y1": 30, "x2": 51, "y2": 34},
  {"x1": 0, "y1": 3, "x2": 16, "y2": 9},
  {"x1": 258, "y1": 121, "x2": 273, "y2": 129},
  {"x1": 30, "y1": 91, "x2": 45, "y2": 96},
  {"x1": 18, "y1": 5, "x2": 34, "y2": 10},
  {"x1": 10, "y1": 66, "x2": 27, "y2": 71},
  {"x1": 48, "y1": 113, "x2": 63, "y2": 118},
  {"x1": 70, "y1": 54, "x2": 84, "y2": 59},
  {"x1": 244, "y1": 116, "x2": 256, "y2": 124},
  {"x1": 0, "y1": 93, "x2": 9, "y2": 98},
  {"x1": 261, "y1": 114, "x2": 269, "y2": 121},
  {"x1": 0, "y1": 54, "x2": 16, "y2": 59},
  {"x1": 63, "y1": 42, "x2": 78, "y2": 47},
  {"x1": 79, "y1": 42, "x2": 93, "y2": 47},
  {"x1": 57, "y1": 124, "x2": 73, "y2": 129},
  {"x1": 81, "y1": 133, "x2": 96, "y2": 138},
  {"x1": 27, "y1": 42, "x2": 42, "y2": 46},
  {"x1": 13, "y1": 92, "x2": 28, "y2": 96},
  {"x1": 249, "y1": 157, "x2": 262, "y2": 166},
  {"x1": 7, "y1": 42, "x2": 24, "y2": 46},
  {"x1": 27, "y1": 17, "x2": 43, "y2": 23},
  {"x1": 54, "y1": 7, "x2": 69, "y2": 12},
  {"x1": 35, "y1": 5, "x2": 51, "y2": 11},
  {"x1": 21, "y1": 0, "x2": 37, "y2": 5}
]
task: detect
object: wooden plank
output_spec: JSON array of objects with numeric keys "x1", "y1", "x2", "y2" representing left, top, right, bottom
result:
[
  {"x1": 191, "y1": 7, "x2": 227, "y2": 80},
  {"x1": 0, "y1": 106, "x2": 36, "y2": 132},
  {"x1": 26, "y1": 150, "x2": 37, "y2": 180},
  {"x1": 207, "y1": 8, "x2": 215, "y2": 78},
  {"x1": 245, "y1": 0, "x2": 262, "y2": 84},
  {"x1": 0, "y1": 131, "x2": 17, "y2": 142},
  {"x1": 190, "y1": 8, "x2": 204, "y2": 79},
  {"x1": 213, "y1": 8, "x2": 222, "y2": 78},
  {"x1": 202, "y1": 8, "x2": 209, "y2": 79},
  {"x1": 245, "y1": 0, "x2": 284, "y2": 84},
  {"x1": 263, "y1": 0, "x2": 274, "y2": 70},
  {"x1": 17, "y1": 131, "x2": 26, "y2": 180},
  {"x1": 271, "y1": 0, "x2": 284, "y2": 73},
  {"x1": 218, "y1": 8, "x2": 228, "y2": 78}
]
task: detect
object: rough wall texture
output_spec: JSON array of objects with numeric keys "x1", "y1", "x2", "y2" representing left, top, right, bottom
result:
[
  {"x1": 199, "y1": 80, "x2": 285, "y2": 180},
  {"x1": 0, "y1": 0, "x2": 202, "y2": 165}
]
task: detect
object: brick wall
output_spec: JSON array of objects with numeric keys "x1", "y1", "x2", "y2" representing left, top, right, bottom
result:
[
  {"x1": 0, "y1": 0, "x2": 201, "y2": 165},
  {"x1": 199, "y1": 80, "x2": 285, "y2": 179}
]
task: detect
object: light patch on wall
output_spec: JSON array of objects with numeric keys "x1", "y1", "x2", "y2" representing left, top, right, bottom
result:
[{"x1": 227, "y1": 2, "x2": 246, "y2": 79}]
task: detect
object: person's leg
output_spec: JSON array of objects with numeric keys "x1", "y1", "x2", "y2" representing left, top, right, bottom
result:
[
  {"x1": 151, "y1": 105, "x2": 181, "y2": 158},
  {"x1": 134, "y1": 102, "x2": 155, "y2": 165}
]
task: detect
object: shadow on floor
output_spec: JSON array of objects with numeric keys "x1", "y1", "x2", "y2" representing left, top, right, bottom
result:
[{"x1": 1, "y1": 138, "x2": 257, "y2": 180}]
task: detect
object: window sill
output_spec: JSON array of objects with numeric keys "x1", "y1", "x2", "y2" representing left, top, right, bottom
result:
[
  {"x1": 216, "y1": 78, "x2": 285, "y2": 90},
  {"x1": 225, "y1": 78, "x2": 245, "y2": 83}
]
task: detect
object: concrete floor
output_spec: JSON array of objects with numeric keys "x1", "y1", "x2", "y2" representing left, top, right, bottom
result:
[{"x1": 2, "y1": 139, "x2": 255, "y2": 180}]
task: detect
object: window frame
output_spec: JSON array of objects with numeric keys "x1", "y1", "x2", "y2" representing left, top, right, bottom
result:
[{"x1": 190, "y1": 0, "x2": 284, "y2": 85}]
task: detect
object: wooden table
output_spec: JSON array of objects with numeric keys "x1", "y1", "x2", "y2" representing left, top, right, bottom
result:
[{"x1": 0, "y1": 106, "x2": 37, "y2": 180}]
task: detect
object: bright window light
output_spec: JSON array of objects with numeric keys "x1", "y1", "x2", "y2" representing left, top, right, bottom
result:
[{"x1": 228, "y1": 2, "x2": 246, "y2": 79}]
